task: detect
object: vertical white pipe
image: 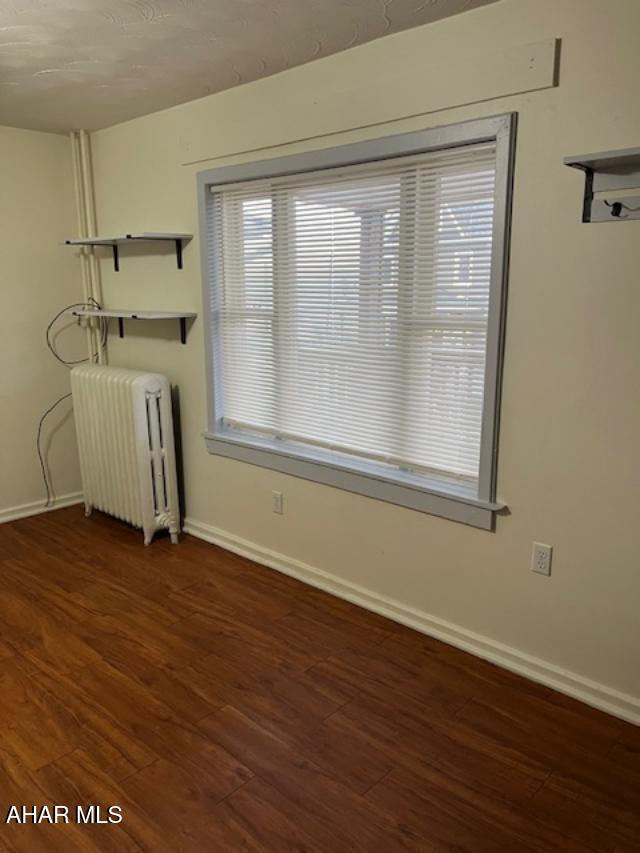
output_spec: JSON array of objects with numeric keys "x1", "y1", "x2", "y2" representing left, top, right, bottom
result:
[
  {"x1": 70, "y1": 131, "x2": 96, "y2": 360},
  {"x1": 79, "y1": 130, "x2": 106, "y2": 363},
  {"x1": 79, "y1": 132, "x2": 102, "y2": 295}
]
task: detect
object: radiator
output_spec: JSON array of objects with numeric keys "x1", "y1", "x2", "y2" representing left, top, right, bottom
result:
[{"x1": 70, "y1": 365, "x2": 180, "y2": 545}]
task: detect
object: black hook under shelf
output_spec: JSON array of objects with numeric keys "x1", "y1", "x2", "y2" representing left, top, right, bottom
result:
[{"x1": 604, "y1": 199, "x2": 640, "y2": 219}]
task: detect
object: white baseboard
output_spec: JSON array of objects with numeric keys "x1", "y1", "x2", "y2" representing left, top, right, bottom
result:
[
  {"x1": 184, "y1": 515, "x2": 640, "y2": 726},
  {"x1": 0, "y1": 491, "x2": 83, "y2": 525}
]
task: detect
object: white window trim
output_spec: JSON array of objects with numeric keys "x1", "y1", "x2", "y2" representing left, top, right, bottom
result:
[{"x1": 197, "y1": 113, "x2": 516, "y2": 530}]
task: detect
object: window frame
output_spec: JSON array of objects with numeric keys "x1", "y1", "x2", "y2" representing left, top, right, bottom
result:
[{"x1": 198, "y1": 113, "x2": 516, "y2": 530}]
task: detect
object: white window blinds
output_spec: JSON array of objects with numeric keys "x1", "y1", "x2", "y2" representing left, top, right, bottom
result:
[{"x1": 209, "y1": 141, "x2": 497, "y2": 487}]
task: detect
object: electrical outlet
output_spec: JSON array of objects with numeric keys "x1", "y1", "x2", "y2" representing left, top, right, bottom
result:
[
  {"x1": 531, "y1": 542, "x2": 552, "y2": 576},
  {"x1": 272, "y1": 490, "x2": 283, "y2": 514}
]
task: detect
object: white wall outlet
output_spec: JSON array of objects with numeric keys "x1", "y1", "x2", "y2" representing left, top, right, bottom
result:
[
  {"x1": 531, "y1": 542, "x2": 553, "y2": 576},
  {"x1": 272, "y1": 490, "x2": 283, "y2": 514}
]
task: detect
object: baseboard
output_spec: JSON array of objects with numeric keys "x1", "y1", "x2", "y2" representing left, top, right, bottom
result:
[
  {"x1": 184, "y1": 515, "x2": 640, "y2": 726},
  {"x1": 0, "y1": 491, "x2": 83, "y2": 525}
]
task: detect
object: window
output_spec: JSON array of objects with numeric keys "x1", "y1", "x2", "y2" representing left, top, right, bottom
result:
[{"x1": 199, "y1": 115, "x2": 515, "y2": 529}]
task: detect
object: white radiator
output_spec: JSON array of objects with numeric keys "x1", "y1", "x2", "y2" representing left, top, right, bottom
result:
[{"x1": 70, "y1": 365, "x2": 180, "y2": 545}]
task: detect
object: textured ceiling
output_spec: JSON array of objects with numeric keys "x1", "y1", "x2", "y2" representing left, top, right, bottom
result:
[{"x1": 0, "y1": 0, "x2": 498, "y2": 134}]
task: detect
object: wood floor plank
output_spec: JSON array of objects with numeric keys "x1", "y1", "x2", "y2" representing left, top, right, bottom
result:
[
  {"x1": 0, "y1": 505, "x2": 636, "y2": 852},
  {"x1": 306, "y1": 649, "x2": 469, "y2": 718},
  {"x1": 381, "y1": 628, "x2": 555, "y2": 695},
  {"x1": 105, "y1": 656, "x2": 227, "y2": 723},
  {"x1": 454, "y1": 697, "x2": 640, "y2": 808},
  {"x1": 54, "y1": 660, "x2": 253, "y2": 797},
  {"x1": 81, "y1": 612, "x2": 208, "y2": 671},
  {"x1": 0, "y1": 656, "x2": 82, "y2": 771},
  {"x1": 28, "y1": 661, "x2": 158, "y2": 776},
  {"x1": 546, "y1": 768, "x2": 640, "y2": 844},
  {"x1": 34, "y1": 748, "x2": 167, "y2": 852},
  {"x1": 453, "y1": 691, "x2": 623, "y2": 760},
  {"x1": 64, "y1": 579, "x2": 193, "y2": 627},
  {"x1": 608, "y1": 723, "x2": 640, "y2": 774},
  {"x1": 176, "y1": 610, "x2": 324, "y2": 674},
  {"x1": 219, "y1": 777, "x2": 328, "y2": 852},
  {"x1": 140, "y1": 715, "x2": 253, "y2": 794},
  {"x1": 366, "y1": 766, "x2": 595, "y2": 853},
  {"x1": 194, "y1": 650, "x2": 349, "y2": 736},
  {"x1": 529, "y1": 784, "x2": 619, "y2": 853},
  {"x1": 198, "y1": 705, "x2": 426, "y2": 852},
  {"x1": 197, "y1": 661, "x2": 391, "y2": 794},
  {"x1": 0, "y1": 558, "x2": 96, "y2": 624},
  {"x1": 170, "y1": 572, "x2": 298, "y2": 624},
  {"x1": 324, "y1": 693, "x2": 547, "y2": 805},
  {"x1": 0, "y1": 583, "x2": 73, "y2": 655},
  {"x1": 120, "y1": 758, "x2": 257, "y2": 852},
  {"x1": 262, "y1": 608, "x2": 392, "y2": 659},
  {"x1": 290, "y1": 582, "x2": 400, "y2": 636},
  {"x1": 0, "y1": 747, "x2": 91, "y2": 853}
]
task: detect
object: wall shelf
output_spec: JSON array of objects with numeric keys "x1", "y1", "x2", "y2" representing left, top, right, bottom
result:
[
  {"x1": 71, "y1": 308, "x2": 197, "y2": 344},
  {"x1": 565, "y1": 147, "x2": 640, "y2": 222},
  {"x1": 64, "y1": 232, "x2": 193, "y2": 271}
]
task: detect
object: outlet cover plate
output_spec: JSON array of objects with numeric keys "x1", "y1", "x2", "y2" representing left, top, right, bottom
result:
[{"x1": 532, "y1": 542, "x2": 553, "y2": 576}]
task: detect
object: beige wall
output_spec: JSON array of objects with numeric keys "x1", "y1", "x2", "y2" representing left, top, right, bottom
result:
[
  {"x1": 0, "y1": 126, "x2": 83, "y2": 518},
  {"x1": 89, "y1": 0, "x2": 640, "y2": 715}
]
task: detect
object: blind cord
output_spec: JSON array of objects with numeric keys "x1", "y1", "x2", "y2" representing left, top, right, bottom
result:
[{"x1": 37, "y1": 300, "x2": 107, "y2": 507}]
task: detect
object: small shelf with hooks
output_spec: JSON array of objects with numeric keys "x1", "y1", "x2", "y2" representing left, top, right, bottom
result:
[
  {"x1": 64, "y1": 232, "x2": 192, "y2": 271},
  {"x1": 565, "y1": 147, "x2": 640, "y2": 222},
  {"x1": 71, "y1": 308, "x2": 197, "y2": 344}
]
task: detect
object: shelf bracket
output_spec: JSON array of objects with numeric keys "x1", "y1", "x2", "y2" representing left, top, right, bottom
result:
[
  {"x1": 175, "y1": 239, "x2": 183, "y2": 270},
  {"x1": 118, "y1": 317, "x2": 124, "y2": 338},
  {"x1": 112, "y1": 244, "x2": 120, "y2": 272},
  {"x1": 581, "y1": 166, "x2": 594, "y2": 223},
  {"x1": 179, "y1": 317, "x2": 187, "y2": 344}
]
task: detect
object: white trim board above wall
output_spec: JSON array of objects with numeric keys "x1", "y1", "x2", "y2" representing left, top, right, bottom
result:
[
  {"x1": 0, "y1": 492, "x2": 83, "y2": 525},
  {"x1": 182, "y1": 38, "x2": 559, "y2": 167},
  {"x1": 184, "y1": 515, "x2": 640, "y2": 726}
]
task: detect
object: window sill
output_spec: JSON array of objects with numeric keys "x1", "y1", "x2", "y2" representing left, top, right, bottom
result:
[{"x1": 203, "y1": 428, "x2": 505, "y2": 530}]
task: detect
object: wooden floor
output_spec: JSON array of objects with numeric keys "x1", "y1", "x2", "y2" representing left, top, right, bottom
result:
[{"x1": 0, "y1": 508, "x2": 637, "y2": 852}]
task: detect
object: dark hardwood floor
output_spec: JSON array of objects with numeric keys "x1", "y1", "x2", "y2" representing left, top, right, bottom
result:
[{"x1": 0, "y1": 506, "x2": 638, "y2": 851}]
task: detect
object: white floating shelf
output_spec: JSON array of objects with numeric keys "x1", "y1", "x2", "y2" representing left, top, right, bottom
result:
[
  {"x1": 71, "y1": 309, "x2": 197, "y2": 320},
  {"x1": 71, "y1": 308, "x2": 197, "y2": 344},
  {"x1": 564, "y1": 147, "x2": 640, "y2": 222},
  {"x1": 64, "y1": 232, "x2": 193, "y2": 270},
  {"x1": 564, "y1": 147, "x2": 640, "y2": 172}
]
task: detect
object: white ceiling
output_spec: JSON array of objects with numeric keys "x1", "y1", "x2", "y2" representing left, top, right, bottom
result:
[{"x1": 0, "y1": 0, "x2": 497, "y2": 134}]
